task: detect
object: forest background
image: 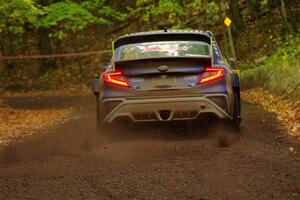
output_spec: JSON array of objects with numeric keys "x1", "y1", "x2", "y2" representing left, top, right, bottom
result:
[{"x1": 0, "y1": 0, "x2": 299, "y2": 99}]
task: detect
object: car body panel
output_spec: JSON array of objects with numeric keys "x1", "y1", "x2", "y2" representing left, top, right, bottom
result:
[
  {"x1": 93, "y1": 30, "x2": 241, "y2": 124},
  {"x1": 103, "y1": 95, "x2": 231, "y2": 123}
]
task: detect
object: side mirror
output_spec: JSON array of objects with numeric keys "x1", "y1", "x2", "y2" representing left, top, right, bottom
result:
[
  {"x1": 101, "y1": 65, "x2": 108, "y2": 71},
  {"x1": 228, "y1": 58, "x2": 236, "y2": 66},
  {"x1": 92, "y1": 77, "x2": 100, "y2": 96},
  {"x1": 101, "y1": 63, "x2": 113, "y2": 72}
]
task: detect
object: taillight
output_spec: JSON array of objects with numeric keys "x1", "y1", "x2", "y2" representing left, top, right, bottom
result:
[
  {"x1": 199, "y1": 67, "x2": 225, "y2": 84},
  {"x1": 104, "y1": 71, "x2": 129, "y2": 87}
]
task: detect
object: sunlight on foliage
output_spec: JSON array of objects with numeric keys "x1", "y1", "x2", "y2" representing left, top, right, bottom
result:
[
  {"x1": 38, "y1": 0, "x2": 113, "y2": 39},
  {"x1": 204, "y1": 2, "x2": 221, "y2": 26},
  {"x1": 241, "y1": 34, "x2": 300, "y2": 100},
  {"x1": 0, "y1": 0, "x2": 44, "y2": 33},
  {"x1": 135, "y1": 0, "x2": 185, "y2": 28},
  {"x1": 0, "y1": 0, "x2": 126, "y2": 39}
]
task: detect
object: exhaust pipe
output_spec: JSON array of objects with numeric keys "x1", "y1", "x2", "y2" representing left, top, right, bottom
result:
[{"x1": 160, "y1": 110, "x2": 170, "y2": 120}]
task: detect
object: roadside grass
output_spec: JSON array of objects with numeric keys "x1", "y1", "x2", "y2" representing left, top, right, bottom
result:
[
  {"x1": 240, "y1": 34, "x2": 300, "y2": 138},
  {"x1": 240, "y1": 34, "x2": 300, "y2": 101}
]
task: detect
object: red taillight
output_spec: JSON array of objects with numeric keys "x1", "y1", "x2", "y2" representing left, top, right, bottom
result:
[
  {"x1": 199, "y1": 67, "x2": 225, "y2": 84},
  {"x1": 104, "y1": 71, "x2": 129, "y2": 87}
]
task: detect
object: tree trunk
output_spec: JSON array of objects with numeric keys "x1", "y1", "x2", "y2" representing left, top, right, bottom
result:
[
  {"x1": 229, "y1": 0, "x2": 244, "y2": 33},
  {"x1": 248, "y1": 1, "x2": 274, "y2": 52},
  {"x1": 279, "y1": 0, "x2": 296, "y2": 33},
  {"x1": 38, "y1": 28, "x2": 55, "y2": 74},
  {"x1": 1, "y1": 34, "x2": 15, "y2": 78},
  {"x1": 56, "y1": 38, "x2": 65, "y2": 68},
  {"x1": 287, "y1": 0, "x2": 300, "y2": 31},
  {"x1": 38, "y1": 0, "x2": 55, "y2": 74},
  {"x1": 0, "y1": 35, "x2": 8, "y2": 75},
  {"x1": 74, "y1": 34, "x2": 85, "y2": 77},
  {"x1": 220, "y1": 7, "x2": 229, "y2": 60}
]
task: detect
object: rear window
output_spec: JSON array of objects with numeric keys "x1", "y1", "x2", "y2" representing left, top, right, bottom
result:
[{"x1": 115, "y1": 41, "x2": 210, "y2": 61}]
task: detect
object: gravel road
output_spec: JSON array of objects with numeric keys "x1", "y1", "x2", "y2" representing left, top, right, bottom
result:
[{"x1": 0, "y1": 95, "x2": 299, "y2": 200}]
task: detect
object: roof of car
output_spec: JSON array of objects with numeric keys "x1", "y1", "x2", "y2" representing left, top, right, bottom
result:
[
  {"x1": 114, "y1": 30, "x2": 213, "y2": 48},
  {"x1": 116, "y1": 30, "x2": 212, "y2": 40}
]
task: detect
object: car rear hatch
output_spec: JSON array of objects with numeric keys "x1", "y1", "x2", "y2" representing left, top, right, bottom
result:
[{"x1": 113, "y1": 56, "x2": 212, "y2": 91}]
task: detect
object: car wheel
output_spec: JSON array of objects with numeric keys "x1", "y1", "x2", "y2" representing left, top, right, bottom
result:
[
  {"x1": 231, "y1": 90, "x2": 241, "y2": 133},
  {"x1": 95, "y1": 93, "x2": 105, "y2": 128}
]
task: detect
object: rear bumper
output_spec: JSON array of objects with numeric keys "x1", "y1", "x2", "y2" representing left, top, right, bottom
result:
[{"x1": 102, "y1": 94, "x2": 232, "y2": 123}]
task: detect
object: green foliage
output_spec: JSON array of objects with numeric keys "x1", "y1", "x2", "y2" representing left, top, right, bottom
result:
[
  {"x1": 135, "y1": 0, "x2": 185, "y2": 28},
  {"x1": 134, "y1": 0, "x2": 223, "y2": 28},
  {"x1": 0, "y1": 0, "x2": 44, "y2": 34},
  {"x1": 0, "y1": 0, "x2": 126, "y2": 38},
  {"x1": 39, "y1": 0, "x2": 128, "y2": 39},
  {"x1": 241, "y1": 34, "x2": 300, "y2": 100},
  {"x1": 203, "y1": 1, "x2": 221, "y2": 26},
  {"x1": 80, "y1": 0, "x2": 128, "y2": 21},
  {"x1": 1, "y1": 0, "x2": 300, "y2": 92},
  {"x1": 37, "y1": 0, "x2": 114, "y2": 39}
]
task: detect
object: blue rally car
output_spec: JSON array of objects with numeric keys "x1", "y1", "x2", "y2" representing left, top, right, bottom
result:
[{"x1": 92, "y1": 30, "x2": 241, "y2": 132}]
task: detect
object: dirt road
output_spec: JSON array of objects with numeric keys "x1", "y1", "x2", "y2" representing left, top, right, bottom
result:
[{"x1": 0, "y1": 95, "x2": 299, "y2": 200}]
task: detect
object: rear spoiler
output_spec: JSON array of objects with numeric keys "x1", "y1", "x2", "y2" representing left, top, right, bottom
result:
[
  {"x1": 114, "y1": 33, "x2": 211, "y2": 49},
  {"x1": 113, "y1": 56, "x2": 213, "y2": 75}
]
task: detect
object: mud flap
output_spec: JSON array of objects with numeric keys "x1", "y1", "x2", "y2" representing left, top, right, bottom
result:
[{"x1": 92, "y1": 78, "x2": 100, "y2": 96}]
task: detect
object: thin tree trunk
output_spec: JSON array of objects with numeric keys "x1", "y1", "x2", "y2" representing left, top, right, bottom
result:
[
  {"x1": 3, "y1": 34, "x2": 16, "y2": 78},
  {"x1": 74, "y1": 34, "x2": 84, "y2": 76},
  {"x1": 38, "y1": 28, "x2": 55, "y2": 74},
  {"x1": 220, "y1": 1, "x2": 230, "y2": 60},
  {"x1": 249, "y1": 1, "x2": 274, "y2": 52},
  {"x1": 56, "y1": 38, "x2": 65, "y2": 68},
  {"x1": 287, "y1": 0, "x2": 300, "y2": 31},
  {"x1": 279, "y1": 0, "x2": 295, "y2": 33},
  {"x1": 38, "y1": 0, "x2": 55, "y2": 74},
  {"x1": 0, "y1": 36, "x2": 7, "y2": 76},
  {"x1": 229, "y1": 0, "x2": 244, "y2": 33}
]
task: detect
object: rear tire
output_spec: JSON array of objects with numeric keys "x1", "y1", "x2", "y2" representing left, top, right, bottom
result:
[
  {"x1": 231, "y1": 89, "x2": 241, "y2": 134},
  {"x1": 95, "y1": 93, "x2": 105, "y2": 129}
]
